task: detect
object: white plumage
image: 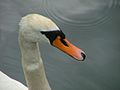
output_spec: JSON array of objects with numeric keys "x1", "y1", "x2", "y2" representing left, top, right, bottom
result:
[
  {"x1": 0, "y1": 71, "x2": 27, "y2": 90},
  {"x1": 0, "y1": 14, "x2": 85, "y2": 90}
]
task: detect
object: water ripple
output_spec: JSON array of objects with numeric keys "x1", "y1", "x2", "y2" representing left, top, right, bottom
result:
[{"x1": 42, "y1": 0, "x2": 118, "y2": 30}]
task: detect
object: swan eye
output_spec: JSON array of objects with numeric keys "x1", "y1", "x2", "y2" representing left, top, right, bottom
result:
[{"x1": 40, "y1": 30, "x2": 68, "y2": 46}]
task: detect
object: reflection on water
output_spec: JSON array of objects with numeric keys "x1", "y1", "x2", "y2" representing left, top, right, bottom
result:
[{"x1": 42, "y1": 0, "x2": 117, "y2": 28}]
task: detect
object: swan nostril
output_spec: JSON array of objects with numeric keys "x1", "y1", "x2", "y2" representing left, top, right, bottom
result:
[{"x1": 81, "y1": 52, "x2": 86, "y2": 61}]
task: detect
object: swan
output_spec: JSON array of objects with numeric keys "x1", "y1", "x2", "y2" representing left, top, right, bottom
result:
[{"x1": 0, "y1": 14, "x2": 86, "y2": 90}]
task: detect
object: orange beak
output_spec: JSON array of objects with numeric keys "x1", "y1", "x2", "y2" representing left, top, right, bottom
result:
[{"x1": 52, "y1": 36, "x2": 86, "y2": 61}]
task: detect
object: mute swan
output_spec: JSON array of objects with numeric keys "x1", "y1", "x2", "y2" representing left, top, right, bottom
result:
[{"x1": 0, "y1": 14, "x2": 86, "y2": 90}]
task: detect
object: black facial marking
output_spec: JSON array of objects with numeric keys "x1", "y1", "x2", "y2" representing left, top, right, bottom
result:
[
  {"x1": 60, "y1": 38, "x2": 69, "y2": 46},
  {"x1": 40, "y1": 30, "x2": 69, "y2": 46}
]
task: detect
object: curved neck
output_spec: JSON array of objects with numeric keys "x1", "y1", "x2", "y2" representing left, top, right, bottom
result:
[{"x1": 19, "y1": 36, "x2": 51, "y2": 90}]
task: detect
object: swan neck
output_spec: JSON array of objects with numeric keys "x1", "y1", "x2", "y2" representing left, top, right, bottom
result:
[{"x1": 19, "y1": 36, "x2": 51, "y2": 90}]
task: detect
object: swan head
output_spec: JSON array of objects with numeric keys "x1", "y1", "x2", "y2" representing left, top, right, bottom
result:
[{"x1": 19, "y1": 14, "x2": 86, "y2": 61}]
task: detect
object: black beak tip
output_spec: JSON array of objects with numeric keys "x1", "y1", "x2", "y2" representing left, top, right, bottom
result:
[{"x1": 81, "y1": 52, "x2": 86, "y2": 61}]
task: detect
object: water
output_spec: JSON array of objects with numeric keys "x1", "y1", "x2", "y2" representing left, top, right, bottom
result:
[
  {"x1": 42, "y1": 0, "x2": 118, "y2": 29},
  {"x1": 0, "y1": 0, "x2": 120, "y2": 90}
]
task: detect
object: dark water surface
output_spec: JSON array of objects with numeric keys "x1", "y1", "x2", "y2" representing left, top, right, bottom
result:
[{"x1": 0, "y1": 0, "x2": 120, "y2": 90}]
